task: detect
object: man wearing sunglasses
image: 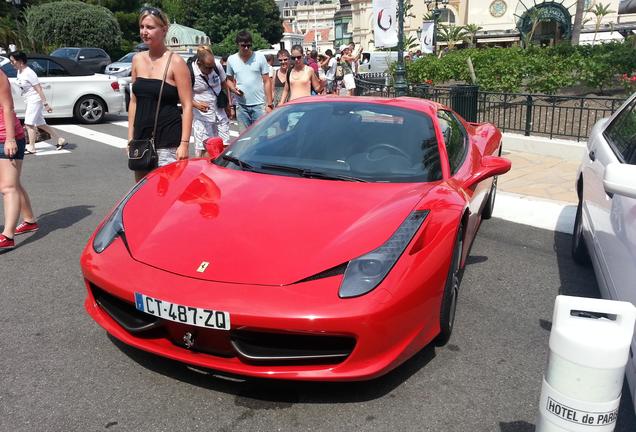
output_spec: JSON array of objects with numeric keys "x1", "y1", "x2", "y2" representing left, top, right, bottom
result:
[{"x1": 225, "y1": 30, "x2": 273, "y2": 131}]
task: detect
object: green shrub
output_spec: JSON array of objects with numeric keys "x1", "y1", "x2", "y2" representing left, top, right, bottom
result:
[
  {"x1": 402, "y1": 42, "x2": 636, "y2": 94},
  {"x1": 25, "y1": 1, "x2": 122, "y2": 52}
]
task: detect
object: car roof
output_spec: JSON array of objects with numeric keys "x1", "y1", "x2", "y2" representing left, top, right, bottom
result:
[{"x1": 28, "y1": 54, "x2": 94, "y2": 76}]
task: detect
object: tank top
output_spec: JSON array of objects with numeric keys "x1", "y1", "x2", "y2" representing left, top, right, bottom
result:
[
  {"x1": 0, "y1": 109, "x2": 25, "y2": 142},
  {"x1": 132, "y1": 78, "x2": 181, "y2": 149}
]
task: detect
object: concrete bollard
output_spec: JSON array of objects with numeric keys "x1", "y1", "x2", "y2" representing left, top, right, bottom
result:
[{"x1": 537, "y1": 295, "x2": 636, "y2": 432}]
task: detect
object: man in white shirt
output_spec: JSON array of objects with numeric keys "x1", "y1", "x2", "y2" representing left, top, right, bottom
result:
[
  {"x1": 191, "y1": 46, "x2": 231, "y2": 157},
  {"x1": 225, "y1": 30, "x2": 273, "y2": 131}
]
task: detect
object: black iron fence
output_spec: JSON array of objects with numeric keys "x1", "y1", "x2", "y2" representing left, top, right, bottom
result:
[{"x1": 354, "y1": 76, "x2": 627, "y2": 142}]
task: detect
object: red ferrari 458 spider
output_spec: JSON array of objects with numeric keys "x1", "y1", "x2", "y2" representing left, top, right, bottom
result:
[{"x1": 81, "y1": 96, "x2": 511, "y2": 381}]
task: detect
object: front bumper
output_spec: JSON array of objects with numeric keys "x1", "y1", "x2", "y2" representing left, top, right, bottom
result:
[{"x1": 81, "y1": 238, "x2": 443, "y2": 381}]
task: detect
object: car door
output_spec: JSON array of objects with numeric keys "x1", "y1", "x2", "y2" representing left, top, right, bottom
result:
[
  {"x1": 583, "y1": 96, "x2": 636, "y2": 303},
  {"x1": 0, "y1": 62, "x2": 25, "y2": 116},
  {"x1": 25, "y1": 59, "x2": 55, "y2": 107}
]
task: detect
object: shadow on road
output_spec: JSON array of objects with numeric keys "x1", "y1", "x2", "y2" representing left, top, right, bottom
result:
[
  {"x1": 108, "y1": 334, "x2": 437, "y2": 404},
  {"x1": 13, "y1": 205, "x2": 94, "y2": 248}
]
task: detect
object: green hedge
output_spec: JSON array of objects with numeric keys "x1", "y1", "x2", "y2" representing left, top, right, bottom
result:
[{"x1": 404, "y1": 41, "x2": 636, "y2": 94}]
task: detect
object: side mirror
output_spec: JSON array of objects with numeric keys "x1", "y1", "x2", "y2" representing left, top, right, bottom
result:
[
  {"x1": 204, "y1": 137, "x2": 224, "y2": 159},
  {"x1": 463, "y1": 155, "x2": 511, "y2": 189},
  {"x1": 603, "y1": 163, "x2": 636, "y2": 199}
]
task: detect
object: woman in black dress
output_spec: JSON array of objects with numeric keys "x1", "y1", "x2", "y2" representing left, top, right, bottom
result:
[{"x1": 128, "y1": 7, "x2": 193, "y2": 182}]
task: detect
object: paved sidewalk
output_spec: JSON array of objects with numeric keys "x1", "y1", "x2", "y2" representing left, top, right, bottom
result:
[{"x1": 499, "y1": 150, "x2": 580, "y2": 204}]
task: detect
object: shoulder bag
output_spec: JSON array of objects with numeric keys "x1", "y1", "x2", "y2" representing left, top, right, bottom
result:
[{"x1": 127, "y1": 52, "x2": 173, "y2": 171}]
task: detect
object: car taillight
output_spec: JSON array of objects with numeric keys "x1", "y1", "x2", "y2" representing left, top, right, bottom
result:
[{"x1": 110, "y1": 81, "x2": 120, "y2": 91}]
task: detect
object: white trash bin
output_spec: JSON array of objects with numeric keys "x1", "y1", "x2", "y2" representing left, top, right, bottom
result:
[{"x1": 537, "y1": 295, "x2": 636, "y2": 432}]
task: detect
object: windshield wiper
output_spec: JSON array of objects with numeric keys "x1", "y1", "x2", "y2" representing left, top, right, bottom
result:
[
  {"x1": 260, "y1": 163, "x2": 368, "y2": 182},
  {"x1": 221, "y1": 154, "x2": 256, "y2": 171}
]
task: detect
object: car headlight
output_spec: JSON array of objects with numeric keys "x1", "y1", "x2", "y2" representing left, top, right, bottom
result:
[
  {"x1": 339, "y1": 210, "x2": 429, "y2": 298},
  {"x1": 93, "y1": 179, "x2": 147, "y2": 253}
]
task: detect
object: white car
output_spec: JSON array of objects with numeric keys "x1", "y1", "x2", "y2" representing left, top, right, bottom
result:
[
  {"x1": 0, "y1": 54, "x2": 125, "y2": 124},
  {"x1": 572, "y1": 91, "x2": 636, "y2": 412}
]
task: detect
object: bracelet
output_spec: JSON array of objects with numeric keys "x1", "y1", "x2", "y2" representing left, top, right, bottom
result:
[{"x1": 180, "y1": 140, "x2": 189, "y2": 143}]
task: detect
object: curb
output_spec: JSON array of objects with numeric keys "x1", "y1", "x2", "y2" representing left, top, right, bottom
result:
[{"x1": 502, "y1": 133, "x2": 587, "y2": 162}]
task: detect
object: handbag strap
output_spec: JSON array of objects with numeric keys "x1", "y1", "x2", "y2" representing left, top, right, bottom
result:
[{"x1": 150, "y1": 51, "x2": 173, "y2": 142}]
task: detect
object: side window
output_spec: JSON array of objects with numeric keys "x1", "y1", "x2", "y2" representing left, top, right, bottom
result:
[
  {"x1": 1, "y1": 62, "x2": 17, "y2": 78},
  {"x1": 437, "y1": 110, "x2": 467, "y2": 173},
  {"x1": 604, "y1": 98, "x2": 636, "y2": 165},
  {"x1": 47, "y1": 60, "x2": 67, "y2": 77},
  {"x1": 27, "y1": 59, "x2": 47, "y2": 77}
]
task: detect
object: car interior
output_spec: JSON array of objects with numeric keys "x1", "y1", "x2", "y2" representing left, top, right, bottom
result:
[{"x1": 225, "y1": 103, "x2": 443, "y2": 182}]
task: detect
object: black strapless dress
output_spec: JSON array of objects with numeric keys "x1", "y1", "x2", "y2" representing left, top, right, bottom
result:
[{"x1": 132, "y1": 78, "x2": 182, "y2": 149}]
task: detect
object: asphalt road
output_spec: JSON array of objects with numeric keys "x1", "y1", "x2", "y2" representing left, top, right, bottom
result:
[{"x1": 1, "y1": 116, "x2": 634, "y2": 432}]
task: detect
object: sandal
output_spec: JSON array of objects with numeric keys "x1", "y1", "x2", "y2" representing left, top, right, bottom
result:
[
  {"x1": 56, "y1": 138, "x2": 67, "y2": 150},
  {"x1": 24, "y1": 149, "x2": 36, "y2": 155}
]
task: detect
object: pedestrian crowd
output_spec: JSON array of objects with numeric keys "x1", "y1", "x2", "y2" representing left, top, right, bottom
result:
[{"x1": 0, "y1": 6, "x2": 365, "y2": 251}]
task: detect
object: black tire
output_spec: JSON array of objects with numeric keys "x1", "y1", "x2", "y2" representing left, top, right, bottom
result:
[
  {"x1": 436, "y1": 225, "x2": 464, "y2": 346},
  {"x1": 482, "y1": 176, "x2": 497, "y2": 219},
  {"x1": 482, "y1": 144, "x2": 502, "y2": 220},
  {"x1": 572, "y1": 197, "x2": 591, "y2": 265},
  {"x1": 74, "y1": 95, "x2": 106, "y2": 124}
]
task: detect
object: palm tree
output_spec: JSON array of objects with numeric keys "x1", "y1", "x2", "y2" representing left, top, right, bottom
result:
[
  {"x1": 437, "y1": 24, "x2": 467, "y2": 51},
  {"x1": 522, "y1": 9, "x2": 543, "y2": 47},
  {"x1": 464, "y1": 24, "x2": 482, "y2": 48},
  {"x1": 571, "y1": 0, "x2": 586, "y2": 44},
  {"x1": 589, "y1": 3, "x2": 615, "y2": 46}
]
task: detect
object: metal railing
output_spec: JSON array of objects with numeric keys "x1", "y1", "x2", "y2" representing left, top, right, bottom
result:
[{"x1": 354, "y1": 77, "x2": 627, "y2": 141}]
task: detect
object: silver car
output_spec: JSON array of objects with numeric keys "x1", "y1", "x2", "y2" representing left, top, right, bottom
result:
[
  {"x1": 105, "y1": 52, "x2": 136, "y2": 77},
  {"x1": 572, "y1": 91, "x2": 636, "y2": 412}
]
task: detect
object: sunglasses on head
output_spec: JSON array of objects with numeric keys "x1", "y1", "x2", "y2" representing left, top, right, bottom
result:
[{"x1": 140, "y1": 6, "x2": 166, "y2": 24}]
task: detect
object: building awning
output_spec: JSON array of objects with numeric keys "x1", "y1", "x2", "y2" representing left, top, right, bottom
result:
[
  {"x1": 579, "y1": 31, "x2": 624, "y2": 44},
  {"x1": 476, "y1": 36, "x2": 520, "y2": 43}
]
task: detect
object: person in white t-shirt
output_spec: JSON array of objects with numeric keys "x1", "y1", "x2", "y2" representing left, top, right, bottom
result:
[
  {"x1": 191, "y1": 46, "x2": 231, "y2": 157},
  {"x1": 320, "y1": 49, "x2": 338, "y2": 94},
  {"x1": 9, "y1": 51, "x2": 66, "y2": 154}
]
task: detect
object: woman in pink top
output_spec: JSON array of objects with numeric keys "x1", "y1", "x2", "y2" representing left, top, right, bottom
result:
[
  {"x1": 0, "y1": 68, "x2": 37, "y2": 250},
  {"x1": 280, "y1": 45, "x2": 322, "y2": 103}
]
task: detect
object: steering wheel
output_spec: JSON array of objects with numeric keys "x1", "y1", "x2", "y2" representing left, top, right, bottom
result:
[{"x1": 367, "y1": 143, "x2": 411, "y2": 160}]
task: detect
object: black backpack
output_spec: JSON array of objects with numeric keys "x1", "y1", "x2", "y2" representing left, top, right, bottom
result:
[{"x1": 187, "y1": 55, "x2": 229, "y2": 108}]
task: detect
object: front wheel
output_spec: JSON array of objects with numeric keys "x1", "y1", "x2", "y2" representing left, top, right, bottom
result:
[
  {"x1": 481, "y1": 176, "x2": 497, "y2": 219},
  {"x1": 572, "y1": 197, "x2": 590, "y2": 265},
  {"x1": 74, "y1": 95, "x2": 106, "y2": 124},
  {"x1": 436, "y1": 225, "x2": 464, "y2": 346}
]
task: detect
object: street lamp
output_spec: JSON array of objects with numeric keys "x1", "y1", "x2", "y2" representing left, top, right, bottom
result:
[
  {"x1": 394, "y1": 0, "x2": 408, "y2": 96},
  {"x1": 424, "y1": 0, "x2": 449, "y2": 55}
]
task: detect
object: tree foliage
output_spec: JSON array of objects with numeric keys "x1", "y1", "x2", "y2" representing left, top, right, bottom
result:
[
  {"x1": 25, "y1": 1, "x2": 122, "y2": 52},
  {"x1": 193, "y1": 0, "x2": 283, "y2": 45},
  {"x1": 212, "y1": 30, "x2": 271, "y2": 57}
]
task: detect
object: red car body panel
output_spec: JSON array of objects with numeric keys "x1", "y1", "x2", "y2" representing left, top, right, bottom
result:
[{"x1": 81, "y1": 96, "x2": 509, "y2": 381}]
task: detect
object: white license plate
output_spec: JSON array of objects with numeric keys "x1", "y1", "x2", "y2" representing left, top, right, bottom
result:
[{"x1": 134, "y1": 293, "x2": 231, "y2": 330}]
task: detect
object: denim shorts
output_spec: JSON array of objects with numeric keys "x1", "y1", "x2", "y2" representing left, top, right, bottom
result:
[{"x1": 0, "y1": 137, "x2": 26, "y2": 160}]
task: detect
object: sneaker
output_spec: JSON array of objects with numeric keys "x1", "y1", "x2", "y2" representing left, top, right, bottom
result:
[
  {"x1": 14, "y1": 221, "x2": 39, "y2": 235},
  {"x1": 0, "y1": 234, "x2": 15, "y2": 250}
]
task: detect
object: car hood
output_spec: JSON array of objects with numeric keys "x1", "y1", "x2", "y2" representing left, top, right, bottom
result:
[{"x1": 122, "y1": 161, "x2": 434, "y2": 286}]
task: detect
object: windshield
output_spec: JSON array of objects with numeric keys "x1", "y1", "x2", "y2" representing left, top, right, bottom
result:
[
  {"x1": 215, "y1": 101, "x2": 441, "y2": 183},
  {"x1": 117, "y1": 52, "x2": 136, "y2": 63},
  {"x1": 51, "y1": 48, "x2": 79, "y2": 59}
]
